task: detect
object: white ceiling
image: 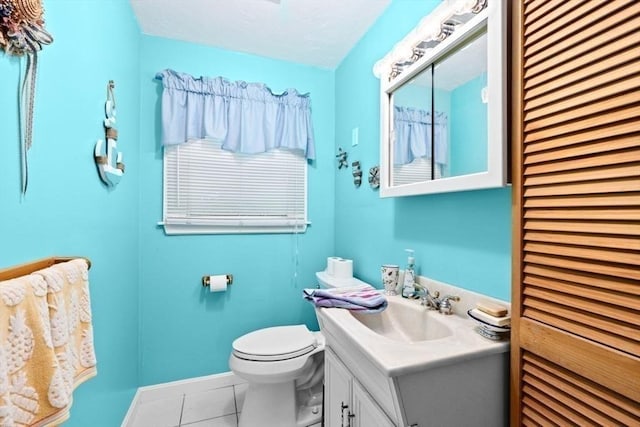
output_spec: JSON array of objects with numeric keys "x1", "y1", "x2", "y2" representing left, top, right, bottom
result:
[{"x1": 130, "y1": 0, "x2": 391, "y2": 69}]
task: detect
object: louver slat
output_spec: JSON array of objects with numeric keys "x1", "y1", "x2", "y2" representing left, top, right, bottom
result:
[
  {"x1": 523, "y1": 4, "x2": 640, "y2": 78},
  {"x1": 524, "y1": 0, "x2": 637, "y2": 63},
  {"x1": 524, "y1": 0, "x2": 600, "y2": 52},
  {"x1": 523, "y1": 0, "x2": 566, "y2": 30},
  {"x1": 519, "y1": 319, "x2": 640, "y2": 403},
  {"x1": 522, "y1": 352, "x2": 640, "y2": 425},
  {"x1": 523, "y1": 273, "x2": 640, "y2": 311},
  {"x1": 524, "y1": 264, "x2": 640, "y2": 297},
  {"x1": 525, "y1": 32, "x2": 640, "y2": 94},
  {"x1": 525, "y1": 47, "x2": 640, "y2": 102},
  {"x1": 524, "y1": 231, "x2": 640, "y2": 251},
  {"x1": 524, "y1": 148, "x2": 640, "y2": 175},
  {"x1": 525, "y1": 135, "x2": 640, "y2": 164},
  {"x1": 513, "y1": 1, "x2": 640, "y2": 424}
]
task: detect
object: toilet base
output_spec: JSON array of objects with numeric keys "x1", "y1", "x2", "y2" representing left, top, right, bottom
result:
[
  {"x1": 238, "y1": 381, "x2": 323, "y2": 427},
  {"x1": 239, "y1": 381, "x2": 296, "y2": 427}
]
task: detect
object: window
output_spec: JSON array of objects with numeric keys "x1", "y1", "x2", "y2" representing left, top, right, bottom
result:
[{"x1": 162, "y1": 139, "x2": 307, "y2": 235}]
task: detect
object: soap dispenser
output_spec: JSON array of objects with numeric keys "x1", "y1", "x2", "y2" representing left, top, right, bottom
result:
[{"x1": 401, "y1": 249, "x2": 416, "y2": 298}]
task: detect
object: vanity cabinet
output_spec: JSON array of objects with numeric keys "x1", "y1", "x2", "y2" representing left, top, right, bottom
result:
[{"x1": 325, "y1": 347, "x2": 394, "y2": 427}]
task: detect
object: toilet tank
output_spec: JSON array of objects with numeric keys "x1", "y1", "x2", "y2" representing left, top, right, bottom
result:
[{"x1": 315, "y1": 271, "x2": 370, "y2": 289}]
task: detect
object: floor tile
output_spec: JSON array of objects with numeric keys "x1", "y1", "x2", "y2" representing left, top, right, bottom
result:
[
  {"x1": 181, "y1": 386, "x2": 235, "y2": 425},
  {"x1": 180, "y1": 414, "x2": 237, "y2": 427},
  {"x1": 131, "y1": 394, "x2": 184, "y2": 427},
  {"x1": 233, "y1": 383, "x2": 248, "y2": 413}
]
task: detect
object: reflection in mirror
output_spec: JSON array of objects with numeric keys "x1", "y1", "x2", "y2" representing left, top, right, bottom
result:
[
  {"x1": 391, "y1": 30, "x2": 488, "y2": 187},
  {"x1": 435, "y1": 32, "x2": 487, "y2": 178},
  {"x1": 391, "y1": 65, "x2": 440, "y2": 186}
]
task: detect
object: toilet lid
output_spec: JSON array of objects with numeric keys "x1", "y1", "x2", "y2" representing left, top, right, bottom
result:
[{"x1": 232, "y1": 325, "x2": 318, "y2": 362}]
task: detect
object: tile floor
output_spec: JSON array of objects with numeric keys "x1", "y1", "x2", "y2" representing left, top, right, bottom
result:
[{"x1": 130, "y1": 383, "x2": 248, "y2": 427}]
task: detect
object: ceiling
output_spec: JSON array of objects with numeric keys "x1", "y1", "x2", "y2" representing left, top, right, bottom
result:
[{"x1": 130, "y1": 0, "x2": 391, "y2": 69}]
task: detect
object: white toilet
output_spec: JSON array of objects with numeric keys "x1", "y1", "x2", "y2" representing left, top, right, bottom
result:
[{"x1": 229, "y1": 271, "x2": 366, "y2": 427}]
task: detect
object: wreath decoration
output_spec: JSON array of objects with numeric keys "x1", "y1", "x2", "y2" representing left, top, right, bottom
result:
[
  {"x1": 0, "y1": 0, "x2": 53, "y2": 194},
  {"x1": 0, "y1": 0, "x2": 52, "y2": 55}
]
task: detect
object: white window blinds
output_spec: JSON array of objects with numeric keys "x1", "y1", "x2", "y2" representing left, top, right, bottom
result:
[{"x1": 163, "y1": 139, "x2": 308, "y2": 235}]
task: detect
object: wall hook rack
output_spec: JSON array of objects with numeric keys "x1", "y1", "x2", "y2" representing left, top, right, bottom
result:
[
  {"x1": 352, "y1": 161, "x2": 362, "y2": 188},
  {"x1": 336, "y1": 147, "x2": 348, "y2": 169}
]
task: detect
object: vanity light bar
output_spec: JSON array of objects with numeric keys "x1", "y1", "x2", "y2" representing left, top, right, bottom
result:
[{"x1": 373, "y1": 0, "x2": 488, "y2": 81}]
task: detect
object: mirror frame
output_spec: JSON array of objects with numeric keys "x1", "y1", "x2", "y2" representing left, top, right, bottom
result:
[{"x1": 379, "y1": 1, "x2": 507, "y2": 197}]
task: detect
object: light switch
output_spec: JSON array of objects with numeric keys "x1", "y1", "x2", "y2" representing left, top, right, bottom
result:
[{"x1": 352, "y1": 127, "x2": 359, "y2": 146}]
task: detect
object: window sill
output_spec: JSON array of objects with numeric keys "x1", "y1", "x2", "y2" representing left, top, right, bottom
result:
[{"x1": 158, "y1": 222, "x2": 309, "y2": 235}]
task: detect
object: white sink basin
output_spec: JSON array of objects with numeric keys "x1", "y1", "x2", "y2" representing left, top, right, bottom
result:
[
  {"x1": 317, "y1": 294, "x2": 509, "y2": 376},
  {"x1": 349, "y1": 297, "x2": 452, "y2": 342}
]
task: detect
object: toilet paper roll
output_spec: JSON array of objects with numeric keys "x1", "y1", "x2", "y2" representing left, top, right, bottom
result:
[
  {"x1": 333, "y1": 259, "x2": 353, "y2": 279},
  {"x1": 326, "y1": 257, "x2": 342, "y2": 275},
  {"x1": 206, "y1": 275, "x2": 228, "y2": 293}
]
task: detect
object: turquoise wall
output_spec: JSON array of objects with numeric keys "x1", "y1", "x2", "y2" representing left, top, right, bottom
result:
[
  {"x1": 0, "y1": 1, "x2": 140, "y2": 425},
  {"x1": 137, "y1": 36, "x2": 336, "y2": 385},
  {"x1": 0, "y1": 0, "x2": 511, "y2": 424},
  {"x1": 334, "y1": 0, "x2": 511, "y2": 300}
]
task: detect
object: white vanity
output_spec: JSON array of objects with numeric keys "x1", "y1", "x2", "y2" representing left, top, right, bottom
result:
[{"x1": 317, "y1": 279, "x2": 509, "y2": 427}]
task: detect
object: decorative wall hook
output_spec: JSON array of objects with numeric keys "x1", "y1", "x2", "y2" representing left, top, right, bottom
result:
[
  {"x1": 352, "y1": 161, "x2": 362, "y2": 188},
  {"x1": 94, "y1": 80, "x2": 125, "y2": 187},
  {"x1": 369, "y1": 166, "x2": 380, "y2": 189},
  {"x1": 336, "y1": 147, "x2": 348, "y2": 169}
]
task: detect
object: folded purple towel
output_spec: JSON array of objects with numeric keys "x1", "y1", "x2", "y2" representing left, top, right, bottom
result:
[{"x1": 303, "y1": 284, "x2": 387, "y2": 314}]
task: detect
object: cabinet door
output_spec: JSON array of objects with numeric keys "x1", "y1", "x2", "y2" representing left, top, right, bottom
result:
[
  {"x1": 324, "y1": 348, "x2": 353, "y2": 427},
  {"x1": 511, "y1": 1, "x2": 640, "y2": 425},
  {"x1": 351, "y1": 380, "x2": 395, "y2": 427}
]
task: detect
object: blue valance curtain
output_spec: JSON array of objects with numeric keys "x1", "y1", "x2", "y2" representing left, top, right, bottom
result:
[
  {"x1": 156, "y1": 69, "x2": 316, "y2": 159},
  {"x1": 393, "y1": 106, "x2": 447, "y2": 166}
]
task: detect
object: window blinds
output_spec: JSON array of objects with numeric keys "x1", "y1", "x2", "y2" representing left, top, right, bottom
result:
[{"x1": 163, "y1": 139, "x2": 307, "y2": 234}]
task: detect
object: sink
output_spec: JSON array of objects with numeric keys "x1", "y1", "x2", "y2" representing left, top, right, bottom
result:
[
  {"x1": 316, "y1": 283, "x2": 510, "y2": 427},
  {"x1": 349, "y1": 297, "x2": 452, "y2": 342},
  {"x1": 317, "y1": 293, "x2": 509, "y2": 376}
]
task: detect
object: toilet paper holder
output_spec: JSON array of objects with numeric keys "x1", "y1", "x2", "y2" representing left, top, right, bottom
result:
[{"x1": 202, "y1": 274, "x2": 234, "y2": 287}]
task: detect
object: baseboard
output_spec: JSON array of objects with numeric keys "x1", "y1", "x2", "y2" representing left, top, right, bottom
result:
[
  {"x1": 121, "y1": 371, "x2": 245, "y2": 426},
  {"x1": 121, "y1": 388, "x2": 142, "y2": 427}
]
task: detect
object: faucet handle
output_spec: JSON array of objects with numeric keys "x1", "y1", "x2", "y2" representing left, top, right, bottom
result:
[{"x1": 439, "y1": 295, "x2": 460, "y2": 315}]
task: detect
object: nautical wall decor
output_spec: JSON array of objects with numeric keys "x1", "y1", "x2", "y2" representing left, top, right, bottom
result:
[
  {"x1": 1, "y1": 0, "x2": 54, "y2": 194},
  {"x1": 94, "y1": 80, "x2": 125, "y2": 187}
]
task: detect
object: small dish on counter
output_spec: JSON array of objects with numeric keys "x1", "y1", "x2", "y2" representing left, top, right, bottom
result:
[{"x1": 467, "y1": 309, "x2": 511, "y2": 341}]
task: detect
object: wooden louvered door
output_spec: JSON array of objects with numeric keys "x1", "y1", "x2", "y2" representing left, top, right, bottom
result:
[{"x1": 511, "y1": 1, "x2": 640, "y2": 425}]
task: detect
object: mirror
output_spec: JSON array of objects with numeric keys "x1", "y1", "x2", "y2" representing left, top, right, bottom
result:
[{"x1": 379, "y1": 0, "x2": 507, "y2": 197}]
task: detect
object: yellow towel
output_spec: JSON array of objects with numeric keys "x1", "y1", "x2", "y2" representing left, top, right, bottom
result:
[{"x1": 0, "y1": 259, "x2": 96, "y2": 426}]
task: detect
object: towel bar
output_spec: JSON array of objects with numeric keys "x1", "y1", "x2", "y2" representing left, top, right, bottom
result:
[{"x1": 0, "y1": 256, "x2": 92, "y2": 281}]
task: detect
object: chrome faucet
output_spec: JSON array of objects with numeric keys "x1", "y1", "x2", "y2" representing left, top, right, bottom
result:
[
  {"x1": 438, "y1": 295, "x2": 461, "y2": 315},
  {"x1": 413, "y1": 284, "x2": 460, "y2": 315}
]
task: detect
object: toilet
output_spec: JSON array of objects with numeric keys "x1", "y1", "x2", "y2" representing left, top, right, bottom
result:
[{"x1": 229, "y1": 271, "x2": 367, "y2": 427}]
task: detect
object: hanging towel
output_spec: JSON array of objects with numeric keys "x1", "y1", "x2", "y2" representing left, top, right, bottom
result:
[
  {"x1": 303, "y1": 284, "x2": 387, "y2": 314},
  {"x1": 0, "y1": 259, "x2": 96, "y2": 426}
]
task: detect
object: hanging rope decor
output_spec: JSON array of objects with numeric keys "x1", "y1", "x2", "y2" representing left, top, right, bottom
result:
[
  {"x1": 0, "y1": 0, "x2": 53, "y2": 194},
  {"x1": 94, "y1": 80, "x2": 125, "y2": 188}
]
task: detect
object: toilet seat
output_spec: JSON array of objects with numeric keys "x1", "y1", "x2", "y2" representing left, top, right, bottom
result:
[{"x1": 232, "y1": 325, "x2": 318, "y2": 362}]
